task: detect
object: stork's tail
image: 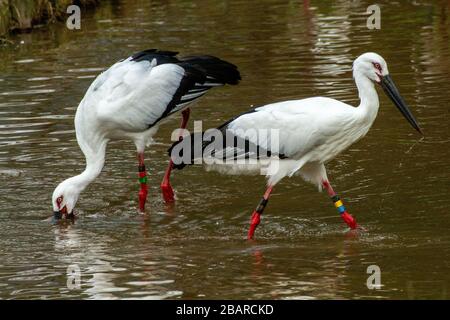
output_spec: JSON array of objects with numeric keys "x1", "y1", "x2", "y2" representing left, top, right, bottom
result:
[{"x1": 179, "y1": 55, "x2": 241, "y2": 85}]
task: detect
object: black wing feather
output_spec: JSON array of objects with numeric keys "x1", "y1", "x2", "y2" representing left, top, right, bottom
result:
[
  {"x1": 130, "y1": 49, "x2": 241, "y2": 127},
  {"x1": 131, "y1": 49, "x2": 179, "y2": 64},
  {"x1": 168, "y1": 108, "x2": 287, "y2": 170}
]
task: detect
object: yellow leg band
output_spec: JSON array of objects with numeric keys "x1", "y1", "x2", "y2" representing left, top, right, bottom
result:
[{"x1": 334, "y1": 200, "x2": 343, "y2": 208}]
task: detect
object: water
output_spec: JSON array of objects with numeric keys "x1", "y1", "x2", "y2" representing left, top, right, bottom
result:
[{"x1": 0, "y1": 0, "x2": 449, "y2": 299}]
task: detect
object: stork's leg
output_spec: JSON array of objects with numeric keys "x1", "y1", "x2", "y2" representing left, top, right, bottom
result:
[
  {"x1": 322, "y1": 180, "x2": 357, "y2": 229},
  {"x1": 161, "y1": 108, "x2": 191, "y2": 203},
  {"x1": 137, "y1": 152, "x2": 148, "y2": 212},
  {"x1": 248, "y1": 185, "x2": 274, "y2": 240}
]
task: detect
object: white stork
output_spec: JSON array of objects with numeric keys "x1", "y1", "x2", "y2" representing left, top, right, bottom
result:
[
  {"x1": 52, "y1": 49, "x2": 240, "y2": 219},
  {"x1": 169, "y1": 52, "x2": 423, "y2": 239}
]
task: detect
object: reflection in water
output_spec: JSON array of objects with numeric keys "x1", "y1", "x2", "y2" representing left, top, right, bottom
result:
[
  {"x1": 0, "y1": 0, "x2": 449, "y2": 299},
  {"x1": 53, "y1": 226, "x2": 123, "y2": 299},
  {"x1": 52, "y1": 222, "x2": 183, "y2": 299}
]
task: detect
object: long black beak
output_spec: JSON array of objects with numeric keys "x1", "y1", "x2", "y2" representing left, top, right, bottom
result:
[{"x1": 380, "y1": 75, "x2": 423, "y2": 135}]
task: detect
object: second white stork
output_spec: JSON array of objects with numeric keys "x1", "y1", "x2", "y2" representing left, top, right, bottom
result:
[
  {"x1": 169, "y1": 52, "x2": 423, "y2": 239},
  {"x1": 52, "y1": 49, "x2": 240, "y2": 219}
]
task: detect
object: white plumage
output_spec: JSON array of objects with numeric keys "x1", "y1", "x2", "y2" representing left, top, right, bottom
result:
[
  {"x1": 212, "y1": 97, "x2": 373, "y2": 187},
  {"x1": 52, "y1": 49, "x2": 240, "y2": 217},
  {"x1": 170, "y1": 52, "x2": 422, "y2": 238}
]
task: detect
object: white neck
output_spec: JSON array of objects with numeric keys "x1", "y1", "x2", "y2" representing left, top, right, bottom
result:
[
  {"x1": 75, "y1": 147, "x2": 105, "y2": 189},
  {"x1": 354, "y1": 72, "x2": 379, "y2": 123},
  {"x1": 64, "y1": 139, "x2": 106, "y2": 195},
  {"x1": 53, "y1": 103, "x2": 109, "y2": 213},
  {"x1": 65, "y1": 103, "x2": 108, "y2": 195}
]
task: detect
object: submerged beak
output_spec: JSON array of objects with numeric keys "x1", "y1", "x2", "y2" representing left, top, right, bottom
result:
[
  {"x1": 53, "y1": 206, "x2": 70, "y2": 220},
  {"x1": 53, "y1": 211, "x2": 63, "y2": 219},
  {"x1": 380, "y1": 75, "x2": 423, "y2": 135}
]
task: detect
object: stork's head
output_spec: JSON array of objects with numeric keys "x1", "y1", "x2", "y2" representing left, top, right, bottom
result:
[
  {"x1": 353, "y1": 52, "x2": 423, "y2": 135},
  {"x1": 353, "y1": 52, "x2": 389, "y2": 82},
  {"x1": 52, "y1": 178, "x2": 81, "y2": 219}
]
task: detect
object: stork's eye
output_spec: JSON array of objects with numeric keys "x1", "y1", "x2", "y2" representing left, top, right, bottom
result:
[
  {"x1": 373, "y1": 62, "x2": 382, "y2": 72},
  {"x1": 56, "y1": 196, "x2": 63, "y2": 204}
]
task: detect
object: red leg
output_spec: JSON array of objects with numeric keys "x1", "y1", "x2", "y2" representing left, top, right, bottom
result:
[
  {"x1": 138, "y1": 152, "x2": 148, "y2": 212},
  {"x1": 161, "y1": 108, "x2": 191, "y2": 203},
  {"x1": 322, "y1": 180, "x2": 357, "y2": 229},
  {"x1": 248, "y1": 185, "x2": 274, "y2": 240}
]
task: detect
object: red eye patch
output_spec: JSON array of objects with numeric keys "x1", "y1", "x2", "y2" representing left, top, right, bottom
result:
[
  {"x1": 373, "y1": 62, "x2": 382, "y2": 72},
  {"x1": 56, "y1": 196, "x2": 63, "y2": 208}
]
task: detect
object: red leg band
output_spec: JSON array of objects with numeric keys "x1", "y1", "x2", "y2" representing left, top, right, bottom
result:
[
  {"x1": 247, "y1": 211, "x2": 261, "y2": 240},
  {"x1": 341, "y1": 211, "x2": 357, "y2": 229}
]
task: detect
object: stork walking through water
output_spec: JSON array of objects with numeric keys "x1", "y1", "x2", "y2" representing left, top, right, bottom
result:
[
  {"x1": 169, "y1": 52, "x2": 423, "y2": 239},
  {"x1": 52, "y1": 49, "x2": 240, "y2": 219}
]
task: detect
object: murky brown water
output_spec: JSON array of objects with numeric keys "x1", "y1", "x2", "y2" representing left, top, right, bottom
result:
[{"x1": 0, "y1": 0, "x2": 449, "y2": 299}]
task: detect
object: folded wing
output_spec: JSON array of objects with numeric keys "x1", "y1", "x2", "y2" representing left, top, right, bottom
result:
[{"x1": 81, "y1": 49, "x2": 240, "y2": 132}]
